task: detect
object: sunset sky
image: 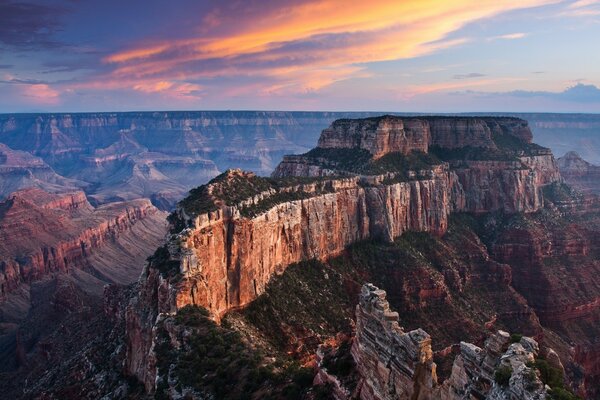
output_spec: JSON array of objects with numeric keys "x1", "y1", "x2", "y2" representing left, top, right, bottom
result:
[{"x1": 1, "y1": 0, "x2": 600, "y2": 113}]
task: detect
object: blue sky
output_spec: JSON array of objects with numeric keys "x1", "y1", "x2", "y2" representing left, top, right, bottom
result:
[{"x1": 1, "y1": 0, "x2": 600, "y2": 113}]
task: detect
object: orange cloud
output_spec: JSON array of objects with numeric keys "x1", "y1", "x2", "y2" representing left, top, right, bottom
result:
[
  {"x1": 21, "y1": 84, "x2": 60, "y2": 104},
  {"x1": 98, "y1": 0, "x2": 558, "y2": 94}
]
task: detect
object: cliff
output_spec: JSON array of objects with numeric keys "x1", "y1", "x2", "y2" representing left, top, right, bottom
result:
[
  {"x1": 338, "y1": 284, "x2": 552, "y2": 400},
  {"x1": 0, "y1": 188, "x2": 168, "y2": 300}
]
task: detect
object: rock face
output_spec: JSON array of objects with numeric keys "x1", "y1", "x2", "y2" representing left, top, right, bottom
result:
[
  {"x1": 130, "y1": 116, "x2": 560, "y2": 320},
  {"x1": 125, "y1": 116, "x2": 564, "y2": 392},
  {"x1": 159, "y1": 168, "x2": 452, "y2": 320},
  {"x1": 0, "y1": 188, "x2": 168, "y2": 300},
  {"x1": 315, "y1": 116, "x2": 534, "y2": 158},
  {"x1": 351, "y1": 284, "x2": 437, "y2": 400},
  {"x1": 557, "y1": 151, "x2": 600, "y2": 194},
  {"x1": 317, "y1": 117, "x2": 430, "y2": 158},
  {"x1": 350, "y1": 284, "x2": 549, "y2": 400}
]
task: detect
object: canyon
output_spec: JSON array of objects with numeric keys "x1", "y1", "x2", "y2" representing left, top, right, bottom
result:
[
  {"x1": 0, "y1": 187, "x2": 168, "y2": 374},
  {"x1": 121, "y1": 115, "x2": 590, "y2": 398},
  {"x1": 1, "y1": 111, "x2": 598, "y2": 210},
  {"x1": 1, "y1": 113, "x2": 598, "y2": 399}
]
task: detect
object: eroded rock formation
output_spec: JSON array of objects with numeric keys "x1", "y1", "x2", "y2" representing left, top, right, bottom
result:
[
  {"x1": 0, "y1": 188, "x2": 168, "y2": 300},
  {"x1": 347, "y1": 284, "x2": 550, "y2": 400},
  {"x1": 125, "y1": 116, "x2": 564, "y2": 392}
]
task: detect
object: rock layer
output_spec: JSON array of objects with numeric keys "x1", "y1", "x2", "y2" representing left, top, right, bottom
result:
[
  {"x1": 350, "y1": 284, "x2": 549, "y2": 400},
  {"x1": 0, "y1": 188, "x2": 168, "y2": 300}
]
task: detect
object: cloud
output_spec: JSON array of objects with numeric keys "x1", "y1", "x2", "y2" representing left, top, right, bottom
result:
[
  {"x1": 488, "y1": 32, "x2": 528, "y2": 40},
  {"x1": 560, "y1": 0, "x2": 600, "y2": 17},
  {"x1": 20, "y1": 84, "x2": 60, "y2": 104},
  {"x1": 0, "y1": 1, "x2": 68, "y2": 50},
  {"x1": 95, "y1": 0, "x2": 557, "y2": 95},
  {"x1": 453, "y1": 72, "x2": 486, "y2": 79},
  {"x1": 457, "y1": 83, "x2": 600, "y2": 103},
  {"x1": 0, "y1": 64, "x2": 13, "y2": 69}
]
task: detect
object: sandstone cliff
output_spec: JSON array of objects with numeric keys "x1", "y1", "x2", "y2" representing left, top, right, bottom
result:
[{"x1": 0, "y1": 188, "x2": 168, "y2": 300}]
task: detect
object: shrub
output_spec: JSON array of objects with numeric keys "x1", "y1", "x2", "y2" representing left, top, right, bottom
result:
[
  {"x1": 510, "y1": 333, "x2": 523, "y2": 343},
  {"x1": 494, "y1": 365, "x2": 513, "y2": 387}
]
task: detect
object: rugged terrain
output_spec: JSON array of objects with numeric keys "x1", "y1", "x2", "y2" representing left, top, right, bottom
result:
[
  {"x1": 0, "y1": 188, "x2": 168, "y2": 378},
  {"x1": 557, "y1": 151, "x2": 600, "y2": 194},
  {"x1": 119, "y1": 116, "x2": 589, "y2": 399},
  {"x1": 1, "y1": 111, "x2": 598, "y2": 210},
  {"x1": 1, "y1": 114, "x2": 596, "y2": 399}
]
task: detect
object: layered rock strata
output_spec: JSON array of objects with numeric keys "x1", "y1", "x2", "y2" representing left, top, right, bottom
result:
[
  {"x1": 349, "y1": 284, "x2": 550, "y2": 400},
  {"x1": 125, "y1": 116, "x2": 562, "y2": 391},
  {"x1": 351, "y1": 284, "x2": 437, "y2": 400},
  {"x1": 0, "y1": 188, "x2": 168, "y2": 300}
]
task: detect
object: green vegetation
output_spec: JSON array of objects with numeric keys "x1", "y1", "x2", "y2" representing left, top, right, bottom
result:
[
  {"x1": 178, "y1": 169, "x2": 331, "y2": 220},
  {"x1": 155, "y1": 305, "x2": 316, "y2": 400},
  {"x1": 510, "y1": 333, "x2": 523, "y2": 343},
  {"x1": 147, "y1": 244, "x2": 180, "y2": 277},
  {"x1": 525, "y1": 358, "x2": 581, "y2": 399},
  {"x1": 303, "y1": 147, "x2": 440, "y2": 176},
  {"x1": 548, "y1": 388, "x2": 582, "y2": 400},
  {"x1": 240, "y1": 259, "x2": 354, "y2": 352},
  {"x1": 178, "y1": 184, "x2": 218, "y2": 216},
  {"x1": 239, "y1": 188, "x2": 332, "y2": 218},
  {"x1": 542, "y1": 182, "x2": 582, "y2": 203},
  {"x1": 429, "y1": 145, "x2": 519, "y2": 162},
  {"x1": 495, "y1": 365, "x2": 513, "y2": 387},
  {"x1": 321, "y1": 340, "x2": 355, "y2": 377},
  {"x1": 167, "y1": 211, "x2": 186, "y2": 234}
]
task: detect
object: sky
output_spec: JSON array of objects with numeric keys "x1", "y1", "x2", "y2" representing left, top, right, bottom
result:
[{"x1": 1, "y1": 0, "x2": 600, "y2": 113}]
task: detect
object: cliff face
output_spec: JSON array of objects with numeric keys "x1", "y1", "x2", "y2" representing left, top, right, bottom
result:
[
  {"x1": 161, "y1": 168, "x2": 451, "y2": 320},
  {"x1": 0, "y1": 188, "x2": 168, "y2": 300},
  {"x1": 132, "y1": 117, "x2": 559, "y2": 317},
  {"x1": 315, "y1": 116, "x2": 534, "y2": 158},
  {"x1": 317, "y1": 117, "x2": 430, "y2": 158},
  {"x1": 348, "y1": 284, "x2": 550, "y2": 400}
]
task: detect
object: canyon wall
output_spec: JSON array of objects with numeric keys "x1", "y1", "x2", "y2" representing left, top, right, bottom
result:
[
  {"x1": 557, "y1": 151, "x2": 600, "y2": 194},
  {"x1": 166, "y1": 168, "x2": 452, "y2": 320},
  {"x1": 0, "y1": 112, "x2": 590, "y2": 209},
  {"x1": 0, "y1": 188, "x2": 168, "y2": 300}
]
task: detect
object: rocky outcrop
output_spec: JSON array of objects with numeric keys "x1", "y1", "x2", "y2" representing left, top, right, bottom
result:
[
  {"x1": 351, "y1": 284, "x2": 437, "y2": 400},
  {"x1": 318, "y1": 117, "x2": 430, "y2": 158},
  {"x1": 0, "y1": 188, "x2": 168, "y2": 300},
  {"x1": 557, "y1": 151, "x2": 600, "y2": 194},
  {"x1": 159, "y1": 168, "x2": 452, "y2": 320},
  {"x1": 315, "y1": 116, "x2": 534, "y2": 158},
  {"x1": 164, "y1": 115, "x2": 560, "y2": 318},
  {"x1": 125, "y1": 115, "x2": 564, "y2": 392},
  {"x1": 350, "y1": 284, "x2": 550, "y2": 400}
]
